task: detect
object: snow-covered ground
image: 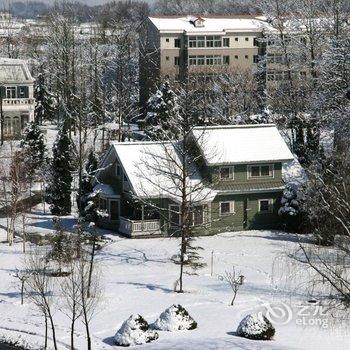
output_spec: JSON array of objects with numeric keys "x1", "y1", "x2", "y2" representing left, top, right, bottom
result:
[{"x1": 0, "y1": 220, "x2": 349, "y2": 349}]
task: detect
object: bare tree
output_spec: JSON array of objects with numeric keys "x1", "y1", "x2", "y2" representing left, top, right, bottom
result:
[
  {"x1": 24, "y1": 248, "x2": 58, "y2": 350},
  {"x1": 219, "y1": 266, "x2": 244, "y2": 306}
]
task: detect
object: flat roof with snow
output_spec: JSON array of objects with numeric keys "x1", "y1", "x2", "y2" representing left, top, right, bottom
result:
[
  {"x1": 149, "y1": 16, "x2": 269, "y2": 34},
  {"x1": 191, "y1": 124, "x2": 294, "y2": 166}
]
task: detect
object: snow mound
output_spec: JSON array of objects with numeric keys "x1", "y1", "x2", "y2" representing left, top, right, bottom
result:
[
  {"x1": 114, "y1": 314, "x2": 159, "y2": 347},
  {"x1": 236, "y1": 313, "x2": 275, "y2": 340},
  {"x1": 152, "y1": 304, "x2": 197, "y2": 331}
]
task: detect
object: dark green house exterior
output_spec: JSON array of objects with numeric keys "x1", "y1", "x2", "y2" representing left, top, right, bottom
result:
[{"x1": 95, "y1": 124, "x2": 295, "y2": 237}]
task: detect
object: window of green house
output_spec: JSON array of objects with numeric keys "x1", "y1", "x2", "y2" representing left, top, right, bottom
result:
[
  {"x1": 219, "y1": 201, "x2": 234, "y2": 216},
  {"x1": 248, "y1": 164, "x2": 274, "y2": 178},
  {"x1": 259, "y1": 199, "x2": 273, "y2": 213},
  {"x1": 220, "y1": 166, "x2": 234, "y2": 180}
]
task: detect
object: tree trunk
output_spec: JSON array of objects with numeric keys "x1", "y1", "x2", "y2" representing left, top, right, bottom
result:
[
  {"x1": 44, "y1": 315, "x2": 48, "y2": 349},
  {"x1": 47, "y1": 310, "x2": 58, "y2": 350},
  {"x1": 87, "y1": 235, "x2": 96, "y2": 298}
]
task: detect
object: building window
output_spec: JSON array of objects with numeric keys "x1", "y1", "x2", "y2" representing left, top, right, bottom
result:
[
  {"x1": 245, "y1": 37, "x2": 249, "y2": 41},
  {"x1": 166, "y1": 38, "x2": 169, "y2": 42},
  {"x1": 174, "y1": 38, "x2": 181, "y2": 48},
  {"x1": 235, "y1": 55, "x2": 238, "y2": 59},
  {"x1": 223, "y1": 37, "x2": 230, "y2": 47},
  {"x1": 189, "y1": 36, "x2": 205, "y2": 48},
  {"x1": 174, "y1": 57, "x2": 180, "y2": 66},
  {"x1": 169, "y1": 204, "x2": 180, "y2": 227},
  {"x1": 192, "y1": 205, "x2": 207, "y2": 226},
  {"x1": 219, "y1": 166, "x2": 234, "y2": 180},
  {"x1": 267, "y1": 71, "x2": 289, "y2": 81},
  {"x1": 253, "y1": 37, "x2": 259, "y2": 47},
  {"x1": 259, "y1": 199, "x2": 273, "y2": 213},
  {"x1": 235, "y1": 37, "x2": 239, "y2": 41},
  {"x1": 245, "y1": 55, "x2": 249, "y2": 59},
  {"x1": 223, "y1": 56, "x2": 230, "y2": 65},
  {"x1": 189, "y1": 55, "x2": 221, "y2": 66},
  {"x1": 166, "y1": 56, "x2": 169, "y2": 61},
  {"x1": 206, "y1": 35, "x2": 222, "y2": 48},
  {"x1": 19, "y1": 86, "x2": 29, "y2": 98},
  {"x1": 6, "y1": 86, "x2": 16, "y2": 98},
  {"x1": 253, "y1": 55, "x2": 259, "y2": 63},
  {"x1": 267, "y1": 53, "x2": 285, "y2": 64},
  {"x1": 248, "y1": 164, "x2": 274, "y2": 178},
  {"x1": 219, "y1": 201, "x2": 235, "y2": 216},
  {"x1": 116, "y1": 163, "x2": 121, "y2": 176}
]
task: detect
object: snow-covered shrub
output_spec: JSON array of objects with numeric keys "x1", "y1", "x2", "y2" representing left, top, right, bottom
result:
[
  {"x1": 236, "y1": 314, "x2": 275, "y2": 340},
  {"x1": 152, "y1": 304, "x2": 197, "y2": 331},
  {"x1": 114, "y1": 314, "x2": 159, "y2": 347},
  {"x1": 279, "y1": 183, "x2": 300, "y2": 217}
]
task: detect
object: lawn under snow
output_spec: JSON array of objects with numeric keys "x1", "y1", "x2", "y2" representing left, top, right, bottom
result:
[{"x1": 0, "y1": 225, "x2": 349, "y2": 349}]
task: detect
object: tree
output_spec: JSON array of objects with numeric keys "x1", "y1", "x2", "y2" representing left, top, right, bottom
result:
[
  {"x1": 138, "y1": 85, "x2": 214, "y2": 292},
  {"x1": 78, "y1": 149, "x2": 98, "y2": 217},
  {"x1": 219, "y1": 266, "x2": 244, "y2": 306},
  {"x1": 34, "y1": 70, "x2": 56, "y2": 124},
  {"x1": 144, "y1": 81, "x2": 180, "y2": 140},
  {"x1": 25, "y1": 248, "x2": 58, "y2": 350},
  {"x1": 46, "y1": 125, "x2": 75, "y2": 215},
  {"x1": 294, "y1": 147, "x2": 350, "y2": 306},
  {"x1": 21, "y1": 121, "x2": 46, "y2": 182},
  {"x1": 46, "y1": 219, "x2": 74, "y2": 274}
]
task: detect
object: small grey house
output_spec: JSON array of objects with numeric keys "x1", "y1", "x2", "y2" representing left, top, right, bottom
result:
[
  {"x1": 95, "y1": 124, "x2": 296, "y2": 237},
  {"x1": 0, "y1": 58, "x2": 35, "y2": 138}
]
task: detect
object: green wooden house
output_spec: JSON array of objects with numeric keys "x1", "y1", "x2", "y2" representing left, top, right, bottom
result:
[{"x1": 95, "y1": 124, "x2": 297, "y2": 237}]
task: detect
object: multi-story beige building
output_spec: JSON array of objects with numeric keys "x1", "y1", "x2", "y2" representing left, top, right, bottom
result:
[
  {"x1": 139, "y1": 15, "x2": 267, "y2": 107},
  {"x1": 0, "y1": 58, "x2": 35, "y2": 139}
]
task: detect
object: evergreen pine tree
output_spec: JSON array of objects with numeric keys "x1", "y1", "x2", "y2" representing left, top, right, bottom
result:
[
  {"x1": 46, "y1": 125, "x2": 74, "y2": 216},
  {"x1": 34, "y1": 71, "x2": 56, "y2": 124},
  {"x1": 144, "y1": 81, "x2": 179, "y2": 140},
  {"x1": 21, "y1": 122, "x2": 46, "y2": 180},
  {"x1": 78, "y1": 149, "x2": 98, "y2": 219}
]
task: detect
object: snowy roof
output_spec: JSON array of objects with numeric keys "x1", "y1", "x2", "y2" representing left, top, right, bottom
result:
[
  {"x1": 149, "y1": 16, "x2": 268, "y2": 34},
  {"x1": 110, "y1": 141, "x2": 215, "y2": 203},
  {"x1": 191, "y1": 124, "x2": 294, "y2": 166},
  {"x1": 0, "y1": 58, "x2": 34, "y2": 83}
]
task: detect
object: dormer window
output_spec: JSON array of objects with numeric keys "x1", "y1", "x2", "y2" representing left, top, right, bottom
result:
[
  {"x1": 220, "y1": 166, "x2": 234, "y2": 180},
  {"x1": 190, "y1": 16, "x2": 205, "y2": 28},
  {"x1": 248, "y1": 164, "x2": 274, "y2": 178}
]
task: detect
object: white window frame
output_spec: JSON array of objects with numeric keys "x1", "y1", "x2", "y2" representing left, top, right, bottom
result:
[
  {"x1": 223, "y1": 37, "x2": 230, "y2": 47},
  {"x1": 219, "y1": 201, "x2": 235, "y2": 216},
  {"x1": 258, "y1": 199, "x2": 274, "y2": 213},
  {"x1": 248, "y1": 164, "x2": 274, "y2": 179},
  {"x1": 6, "y1": 86, "x2": 16, "y2": 99},
  {"x1": 219, "y1": 166, "x2": 234, "y2": 181}
]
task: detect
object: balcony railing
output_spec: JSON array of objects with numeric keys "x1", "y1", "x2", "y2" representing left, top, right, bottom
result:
[
  {"x1": 119, "y1": 217, "x2": 161, "y2": 237},
  {"x1": 2, "y1": 98, "x2": 35, "y2": 106}
]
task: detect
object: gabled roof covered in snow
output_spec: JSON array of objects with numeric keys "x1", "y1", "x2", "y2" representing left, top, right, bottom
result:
[
  {"x1": 0, "y1": 58, "x2": 34, "y2": 84},
  {"x1": 191, "y1": 124, "x2": 294, "y2": 166},
  {"x1": 109, "y1": 141, "x2": 215, "y2": 203},
  {"x1": 149, "y1": 16, "x2": 269, "y2": 34}
]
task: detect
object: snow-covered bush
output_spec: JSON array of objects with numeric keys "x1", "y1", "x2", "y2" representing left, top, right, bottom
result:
[
  {"x1": 236, "y1": 314, "x2": 275, "y2": 340},
  {"x1": 114, "y1": 314, "x2": 159, "y2": 347},
  {"x1": 152, "y1": 305, "x2": 197, "y2": 331},
  {"x1": 279, "y1": 183, "x2": 300, "y2": 217}
]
